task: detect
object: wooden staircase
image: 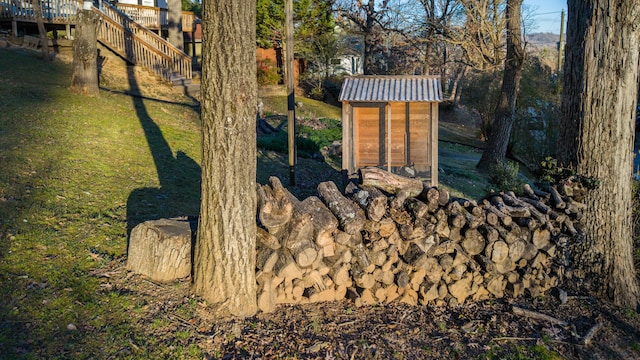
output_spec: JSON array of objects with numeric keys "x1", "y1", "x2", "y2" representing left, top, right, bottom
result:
[{"x1": 95, "y1": 0, "x2": 198, "y2": 95}]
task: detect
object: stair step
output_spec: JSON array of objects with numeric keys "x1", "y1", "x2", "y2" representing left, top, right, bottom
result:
[{"x1": 171, "y1": 77, "x2": 189, "y2": 86}]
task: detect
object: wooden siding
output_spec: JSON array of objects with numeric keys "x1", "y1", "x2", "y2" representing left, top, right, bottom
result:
[
  {"x1": 389, "y1": 102, "x2": 407, "y2": 167},
  {"x1": 409, "y1": 102, "x2": 431, "y2": 172},
  {"x1": 354, "y1": 106, "x2": 382, "y2": 167}
]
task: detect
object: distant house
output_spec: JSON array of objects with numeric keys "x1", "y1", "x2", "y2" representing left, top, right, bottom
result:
[{"x1": 339, "y1": 75, "x2": 443, "y2": 185}]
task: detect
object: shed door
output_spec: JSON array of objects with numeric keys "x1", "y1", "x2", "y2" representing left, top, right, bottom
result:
[{"x1": 353, "y1": 105, "x2": 385, "y2": 167}]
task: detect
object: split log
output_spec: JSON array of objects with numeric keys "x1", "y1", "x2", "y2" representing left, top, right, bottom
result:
[
  {"x1": 402, "y1": 243, "x2": 429, "y2": 269},
  {"x1": 405, "y1": 198, "x2": 430, "y2": 219},
  {"x1": 296, "y1": 196, "x2": 338, "y2": 247},
  {"x1": 483, "y1": 202, "x2": 512, "y2": 226},
  {"x1": 520, "y1": 197, "x2": 551, "y2": 214},
  {"x1": 359, "y1": 167, "x2": 423, "y2": 197},
  {"x1": 257, "y1": 178, "x2": 293, "y2": 233},
  {"x1": 317, "y1": 181, "x2": 365, "y2": 235},
  {"x1": 257, "y1": 226, "x2": 282, "y2": 250},
  {"x1": 420, "y1": 186, "x2": 441, "y2": 211},
  {"x1": 461, "y1": 228, "x2": 486, "y2": 256},
  {"x1": 345, "y1": 182, "x2": 388, "y2": 222},
  {"x1": 522, "y1": 183, "x2": 540, "y2": 200},
  {"x1": 256, "y1": 246, "x2": 279, "y2": 273},
  {"x1": 281, "y1": 212, "x2": 318, "y2": 268},
  {"x1": 257, "y1": 273, "x2": 277, "y2": 313},
  {"x1": 274, "y1": 250, "x2": 303, "y2": 281},
  {"x1": 544, "y1": 185, "x2": 567, "y2": 209}
]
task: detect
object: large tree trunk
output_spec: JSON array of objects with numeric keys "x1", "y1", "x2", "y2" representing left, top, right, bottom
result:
[
  {"x1": 70, "y1": 10, "x2": 100, "y2": 96},
  {"x1": 167, "y1": 0, "x2": 184, "y2": 50},
  {"x1": 193, "y1": 0, "x2": 258, "y2": 317},
  {"x1": 477, "y1": 0, "x2": 524, "y2": 170},
  {"x1": 558, "y1": 0, "x2": 640, "y2": 309},
  {"x1": 362, "y1": 0, "x2": 377, "y2": 75}
]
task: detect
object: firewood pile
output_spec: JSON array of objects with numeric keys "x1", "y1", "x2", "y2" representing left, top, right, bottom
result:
[{"x1": 255, "y1": 167, "x2": 584, "y2": 313}]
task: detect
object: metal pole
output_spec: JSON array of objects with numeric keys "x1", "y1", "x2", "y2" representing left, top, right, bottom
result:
[{"x1": 285, "y1": 0, "x2": 296, "y2": 186}]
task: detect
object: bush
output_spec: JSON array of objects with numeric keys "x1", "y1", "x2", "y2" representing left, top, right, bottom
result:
[
  {"x1": 487, "y1": 161, "x2": 525, "y2": 194},
  {"x1": 257, "y1": 59, "x2": 281, "y2": 86},
  {"x1": 257, "y1": 131, "x2": 320, "y2": 159}
]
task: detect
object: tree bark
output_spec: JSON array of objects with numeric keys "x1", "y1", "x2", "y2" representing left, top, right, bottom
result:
[
  {"x1": 32, "y1": 0, "x2": 50, "y2": 62},
  {"x1": 193, "y1": 0, "x2": 258, "y2": 317},
  {"x1": 558, "y1": 0, "x2": 640, "y2": 309},
  {"x1": 70, "y1": 10, "x2": 100, "y2": 96},
  {"x1": 167, "y1": 0, "x2": 184, "y2": 50},
  {"x1": 477, "y1": 0, "x2": 524, "y2": 170}
]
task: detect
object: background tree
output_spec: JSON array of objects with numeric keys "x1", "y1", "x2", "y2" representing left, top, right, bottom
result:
[
  {"x1": 182, "y1": 0, "x2": 202, "y2": 17},
  {"x1": 193, "y1": 0, "x2": 258, "y2": 317},
  {"x1": 295, "y1": 0, "x2": 338, "y2": 94},
  {"x1": 32, "y1": 0, "x2": 50, "y2": 62},
  {"x1": 168, "y1": 0, "x2": 184, "y2": 50},
  {"x1": 70, "y1": 8, "x2": 100, "y2": 96},
  {"x1": 476, "y1": 0, "x2": 524, "y2": 170},
  {"x1": 336, "y1": 0, "x2": 390, "y2": 75},
  {"x1": 257, "y1": 0, "x2": 285, "y2": 48},
  {"x1": 558, "y1": 0, "x2": 640, "y2": 309}
]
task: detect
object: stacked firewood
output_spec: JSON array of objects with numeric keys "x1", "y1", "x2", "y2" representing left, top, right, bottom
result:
[{"x1": 255, "y1": 167, "x2": 583, "y2": 313}]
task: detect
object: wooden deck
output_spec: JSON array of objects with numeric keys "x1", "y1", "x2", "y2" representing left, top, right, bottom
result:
[
  {"x1": 0, "y1": 0, "x2": 196, "y2": 32},
  {"x1": 0, "y1": 0, "x2": 196, "y2": 81}
]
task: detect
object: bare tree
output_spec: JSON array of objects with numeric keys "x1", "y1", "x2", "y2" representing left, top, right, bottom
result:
[
  {"x1": 193, "y1": 0, "x2": 258, "y2": 317},
  {"x1": 476, "y1": 0, "x2": 524, "y2": 170},
  {"x1": 557, "y1": 0, "x2": 640, "y2": 309},
  {"x1": 31, "y1": 0, "x2": 50, "y2": 62},
  {"x1": 336, "y1": 0, "x2": 390, "y2": 75}
]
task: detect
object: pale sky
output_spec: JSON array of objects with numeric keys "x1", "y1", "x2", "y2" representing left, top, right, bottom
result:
[{"x1": 524, "y1": 0, "x2": 567, "y2": 34}]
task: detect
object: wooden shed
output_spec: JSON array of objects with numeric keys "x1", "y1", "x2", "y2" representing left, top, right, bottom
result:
[{"x1": 339, "y1": 75, "x2": 442, "y2": 186}]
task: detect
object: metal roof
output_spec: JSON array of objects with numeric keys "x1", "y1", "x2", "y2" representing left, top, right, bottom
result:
[{"x1": 339, "y1": 76, "x2": 443, "y2": 103}]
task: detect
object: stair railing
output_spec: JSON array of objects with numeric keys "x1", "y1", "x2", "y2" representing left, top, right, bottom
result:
[{"x1": 96, "y1": 0, "x2": 192, "y2": 81}]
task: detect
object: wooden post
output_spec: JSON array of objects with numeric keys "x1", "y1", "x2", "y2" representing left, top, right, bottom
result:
[
  {"x1": 557, "y1": 10, "x2": 565, "y2": 73},
  {"x1": 342, "y1": 102, "x2": 352, "y2": 172},
  {"x1": 387, "y1": 104, "x2": 391, "y2": 172},
  {"x1": 285, "y1": 0, "x2": 296, "y2": 185},
  {"x1": 430, "y1": 102, "x2": 438, "y2": 186}
]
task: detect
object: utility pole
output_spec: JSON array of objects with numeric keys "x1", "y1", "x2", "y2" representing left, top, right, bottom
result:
[
  {"x1": 285, "y1": 0, "x2": 296, "y2": 186},
  {"x1": 557, "y1": 9, "x2": 565, "y2": 73}
]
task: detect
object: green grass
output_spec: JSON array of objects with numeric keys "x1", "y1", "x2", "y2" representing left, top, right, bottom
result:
[
  {"x1": 0, "y1": 48, "x2": 202, "y2": 359},
  {"x1": 261, "y1": 95, "x2": 342, "y2": 120}
]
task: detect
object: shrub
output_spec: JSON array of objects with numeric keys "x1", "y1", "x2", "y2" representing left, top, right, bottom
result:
[
  {"x1": 257, "y1": 59, "x2": 281, "y2": 86},
  {"x1": 487, "y1": 161, "x2": 525, "y2": 194}
]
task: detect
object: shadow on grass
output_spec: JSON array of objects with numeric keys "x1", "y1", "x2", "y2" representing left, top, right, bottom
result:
[
  {"x1": 124, "y1": 64, "x2": 201, "y2": 241},
  {"x1": 257, "y1": 150, "x2": 343, "y2": 200}
]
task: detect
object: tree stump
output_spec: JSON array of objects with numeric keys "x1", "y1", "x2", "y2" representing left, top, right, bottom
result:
[{"x1": 127, "y1": 219, "x2": 193, "y2": 282}]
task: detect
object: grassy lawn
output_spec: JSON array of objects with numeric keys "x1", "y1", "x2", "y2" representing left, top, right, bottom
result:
[{"x1": 0, "y1": 48, "x2": 203, "y2": 358}]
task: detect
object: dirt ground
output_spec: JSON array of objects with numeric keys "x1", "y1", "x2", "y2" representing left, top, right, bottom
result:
[{"x1": 95, "y1": 257, "x2": 640, "y2": 359}]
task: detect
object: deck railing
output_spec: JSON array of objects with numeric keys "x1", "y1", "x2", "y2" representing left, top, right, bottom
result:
[
  {"x1": 0, "y1": 0, "x2": 193, "y2": 81},
  {"x1": 0, "y1": 1, "x2": 196, "y2": 31},
  {"x1": 114, "y1": 3, "x2": 196, "y2": 32},
  {"x1": 97, "y1": 0, "x2": 192, "y2": 80},
  {"x1": 0, "y1": 0, "x2": 78, "y2": 23}
]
